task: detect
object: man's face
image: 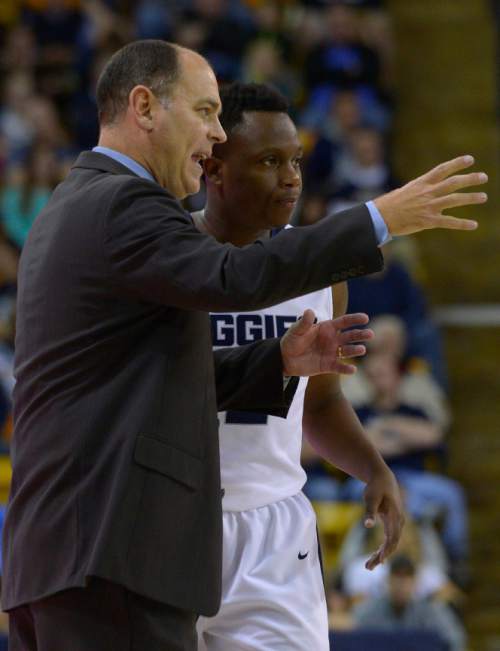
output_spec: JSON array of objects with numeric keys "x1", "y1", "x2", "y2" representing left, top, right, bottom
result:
[
  {"x1": 364, "y1": 353, "x2": 400, "y2": 396},
  {"x1": 388, "y1": 572, "x2": 416, "y2": 609},
  {"x1": 211, "y1": 111, "x2": 303, "y2": 230},
  {"x1": 150, "y1": 50, "x2": 226, "y2": 198}
]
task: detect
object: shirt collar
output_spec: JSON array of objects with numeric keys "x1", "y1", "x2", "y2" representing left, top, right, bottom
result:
[{"x1": 92, "y1": 146, "x2": 156, "y2": 183}]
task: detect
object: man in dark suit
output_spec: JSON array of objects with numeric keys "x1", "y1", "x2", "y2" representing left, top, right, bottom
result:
[{"x1": 2, "y1": 40, "x2": 487, "y2": 650}]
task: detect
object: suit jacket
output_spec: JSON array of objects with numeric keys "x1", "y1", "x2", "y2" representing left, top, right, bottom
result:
[{"x1": 2, "y1": 152, "x2": 383, "y2": 615}]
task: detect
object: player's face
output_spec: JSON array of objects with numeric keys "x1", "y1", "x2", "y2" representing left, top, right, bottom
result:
[
  {"x1": 152, "y1": 50, "x2": 226, "y2": 198},
  {"x1": 218, "y1": 111, "x2": 302, "y2": 230}
]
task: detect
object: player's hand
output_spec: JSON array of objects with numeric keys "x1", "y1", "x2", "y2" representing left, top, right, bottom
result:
[
  {"x1": 374, "y1": 155, "x2": 487, "y2": 236},
  {"x1": 363, "y1": 466, "x2": 405, "y2": 570},
  {"x1": 280, "y1": 309, "x2": 373, "y2": 377}
]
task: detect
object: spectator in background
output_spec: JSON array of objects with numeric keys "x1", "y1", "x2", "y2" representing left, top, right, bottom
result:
[
  {"x1": 0, "y1": 227, "x2": 18, "y2": 296},
  {"x1": 26, "y1": 95, "x2": 68, "y2": 158},
  {"x1": 0, "y1": 71, "x2": 68, "y2": 164},
  {"x1": 133, "y1": 0, "x2": 174, "y2": 41},
  {"x1": 354, "y1": 554, "x2": 466, "y2": 651},
  {"x1": 0, "y1": 24, "x2": 38, "y2": 76},
  {"x1": 21, "y1": 0, "x2": 85, "y2": 106},
  {"x1": 1, "y1": 143, "x2": 61, "y2": 250},
  {"x1": 241, "y1": 40, "x2": 299, "y2": 104},
  {"x1": 331, "y1": 125, "x2": 396, "y2": 203},
  {"x1": 178, "y1": 0, "x2": 257, "y2": 80},
  {"x1": 339, "y1": 505, "x2": 457, "y2": 605},
  {"x1": 342, "y1": 314, "x2": 451, "y2": 429},
  {"x1": 303, "y1": 90, "x2": 389, "y2": 194},
  {"x1": 0, "y1": 302, "x2": 15, "y2": 405},
  {"x1": 358, "y1": 4, "x2": 395, "y2": 93},
  {"x1": 305, "y1": 4, "x2": 381, "y2": 93},
  {"x1": 347, "y1": 243, "x2": 448, "y2": 386},
  {"x1": 326, "y1": 572, "x2": 355, "y2": 632},
  {"x1": 285, "y1": 5, "x2": 324, "y2": 74},
  {"x1": 68, "y1": 53, "x2": 102, "y2": 151},
  {"x1": 250, "y1": 2, "x2": 293, "y2": 59},
  {"x1": 22, "y1": 0, "x2": 83, "y2": 69},
  {"x1": 343, "y1": 352, "x2": 469, "y2": 569},
  {"x1": 0, "y1": 72, "x2": 37, "y2": 161},
  {"x1": 303, "y1": 89, "x2": 363, "y2": 188}
]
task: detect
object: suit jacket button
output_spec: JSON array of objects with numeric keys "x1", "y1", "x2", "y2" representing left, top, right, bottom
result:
[{"x1": 221, "y1": 488, "x2": 225, "y2": 499}]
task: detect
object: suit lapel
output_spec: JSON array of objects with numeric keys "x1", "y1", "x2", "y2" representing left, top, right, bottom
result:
[{"x1": 71, "y1": 151, "x2": 139, "y2": 177}]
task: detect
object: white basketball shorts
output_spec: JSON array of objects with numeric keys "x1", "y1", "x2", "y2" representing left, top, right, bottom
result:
[{"x1": 197, "y1": 491, "x2": 329, "y2": 651}]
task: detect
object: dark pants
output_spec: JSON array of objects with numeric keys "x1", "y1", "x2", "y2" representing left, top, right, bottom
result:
[{"x1": 8, "y1": 578, "x2": 198, "y2": 651}]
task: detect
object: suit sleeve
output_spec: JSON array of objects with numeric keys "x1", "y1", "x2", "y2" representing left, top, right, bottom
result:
[
  {"x1": 213, "y1": 338, "x2": 298, "y2": 417},
  {"x1": 103, "y1": 178, "x2": 383, "y2": 312}
]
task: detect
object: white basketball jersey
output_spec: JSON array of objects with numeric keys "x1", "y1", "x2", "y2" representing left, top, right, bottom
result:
[{"x1": 211, "y1": 229, "x2": 333, "y2": 511}]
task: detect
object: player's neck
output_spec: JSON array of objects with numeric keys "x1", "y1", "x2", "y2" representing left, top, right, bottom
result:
[{"x1": 199, "y1": 203, "x2": 269, "y2": 247}]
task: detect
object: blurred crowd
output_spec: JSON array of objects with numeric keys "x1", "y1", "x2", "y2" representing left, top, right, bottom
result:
[{"x1": 0, "y1": 0, "x2": 471, "y2": 648}]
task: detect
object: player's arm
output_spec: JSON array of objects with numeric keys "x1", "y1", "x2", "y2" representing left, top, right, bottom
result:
[{"x1": 302, "y1": 285, "x2": 404, "y2": 569}]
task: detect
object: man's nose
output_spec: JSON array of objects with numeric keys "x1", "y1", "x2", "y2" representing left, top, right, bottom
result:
[
  {"x1": 210, "y1": 116, "x2": 227, "y2": 144},
  {"x1": 280, "y1": 164, "x2": 301, "y2": 187}
]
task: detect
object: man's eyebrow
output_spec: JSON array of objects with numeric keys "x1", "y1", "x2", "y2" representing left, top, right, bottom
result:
[{"x1": 254, "y1": 145, "x2": 304, "y2": 155}]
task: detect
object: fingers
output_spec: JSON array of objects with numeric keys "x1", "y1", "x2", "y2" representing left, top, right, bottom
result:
[
  {"x1": 364, "y1": 505, "x2": 405, "y2": 570},
  {"x1": 331, "y1": 312, "x2": 369, "y2": 330},
  {"x1": 421, "y1": 154, "x2": 475, "y2": 184},
  {"x1": 339, "y1": 327, "x2": 374, "y2": 345},
  {"x1": 332, "y1": 327, "x2": 374, "y2": 364},
  {"x1": 379, "y1": 512, "x2": 400, "y2": 557},
  {"x1": 433, "y1": 171, "x2": 488, "y2": 196},
  {"x1": 365, "y1": 546, "x2": 384, "y2": 571},
  {"x1": 337, "y1": 344, "x2": 366, "y2": 359},
  {"x1": 331, "y1": 360, "x2": 358, "y2": 375},
  {"x1": 429, "y1": 215, "x2": 479, "y2": 230},
  {"x1": 364, "y1": 490, "x2": 382, "y2": 530},
  {"x1": 289, "y1": 309, "x2": 316, "y2": 335},
  {"x1": 363, "y1": 481, "x2": 405, "y2": 570},
  {"x1": 433, "y1": 191, "x2": 487, "y2": 211}
]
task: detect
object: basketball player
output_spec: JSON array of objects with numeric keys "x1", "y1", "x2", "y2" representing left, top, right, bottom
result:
[{"x1": 194, "y1": 83, "x2": 404, "y2": 651}]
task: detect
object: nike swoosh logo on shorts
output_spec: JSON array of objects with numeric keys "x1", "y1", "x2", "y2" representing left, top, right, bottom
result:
[{"x1": 298, "y1": 551, "x2": 309, "y2": 560}]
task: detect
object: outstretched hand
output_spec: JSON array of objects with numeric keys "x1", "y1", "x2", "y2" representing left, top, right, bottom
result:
[
  {"x1": 374, "y1": 155, "x2": 487, "y2": 236},
  {"x1": 280, "y1": 309, "x2": 373, "y2": 377},
  {"x1": 363, "y1": 467, "x2": 405, "y2": 570}
]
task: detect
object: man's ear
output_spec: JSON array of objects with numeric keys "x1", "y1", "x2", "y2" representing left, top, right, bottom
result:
[
  {"x1": 203, "y1": 157, "x2": 223, "y2": 185},
  {"x1": 129, "y1": 85, "x2": 155, "y2": 132}
]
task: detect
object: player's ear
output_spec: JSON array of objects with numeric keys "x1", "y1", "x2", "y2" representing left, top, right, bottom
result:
[{"x1": 203, "y1": 157, "x2": 223, "y2": 185}]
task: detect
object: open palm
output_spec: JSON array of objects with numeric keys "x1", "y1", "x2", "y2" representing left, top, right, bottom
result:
[{"x1": 280, "y1": 309, "x2": 374, "y2": 377}]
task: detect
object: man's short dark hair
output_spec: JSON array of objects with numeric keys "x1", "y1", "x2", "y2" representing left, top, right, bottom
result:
[
  {"x1": 96, "y1": 40, "x2": 180, "y2": 126},
  {"x1": 218, "y1": 82, "x2": 290, "y2": 136},
  {"x1": 389, "y1": 554, "x2": 416, "y2": 576}
]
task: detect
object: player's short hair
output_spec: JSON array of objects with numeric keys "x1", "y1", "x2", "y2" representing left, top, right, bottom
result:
[
  {"x1": 218, "y1": 82, "x2": 290, "y2": 136},
  {"x1": 96, "y1": 40, "x2": 180, "y2": 126}
]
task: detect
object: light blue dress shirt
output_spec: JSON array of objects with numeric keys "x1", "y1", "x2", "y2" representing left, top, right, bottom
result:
[
  {"x1": 92, "y1": 147, "x2": 390, "y2": 246},
  {"x1": 92, "y1": 146, "x2": 156, "y2": 183},
  {"x1": 366, "y1": 199, "x2": 391, "y2": 245}
]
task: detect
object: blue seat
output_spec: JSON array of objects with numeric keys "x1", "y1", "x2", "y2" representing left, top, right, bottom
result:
[{"x1": 329, "y1": 629, "x2": 449, "y2": 651}]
